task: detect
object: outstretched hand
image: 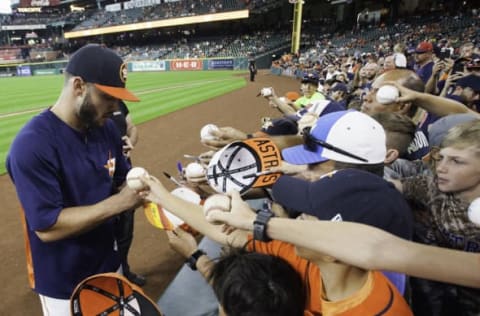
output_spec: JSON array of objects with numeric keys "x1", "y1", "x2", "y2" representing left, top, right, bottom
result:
[
  {"x1": 382, "y1": 81, "x2": 420, "y2": 104},
  {"x1": 166, "y1": 227, "x2": 198, "y2": 259},
  {"x1": 205, "y1": 190, "x2": 256, "y2": 231},
  {"x1": 201, "y1": 126, "x2": 248, "y2": 150},
  {"x1": 139, "y1": 175, "x2": 168, "y2": 205}
]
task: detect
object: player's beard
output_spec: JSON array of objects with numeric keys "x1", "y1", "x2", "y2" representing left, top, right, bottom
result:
[{"x1": 77, "y1": 91, "x2": 99, "y2": 129}]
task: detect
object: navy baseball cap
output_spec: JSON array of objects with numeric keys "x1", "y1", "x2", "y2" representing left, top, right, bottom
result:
[
  {"x1": 282, "y1": 110, "x2": 386, "y2": 165},
  {"x1": 66, "y1": 44, "x2": 139, "y2": 102},
  {"x1": 301, "y1": 73, "x2": 320, "y2": 85},
  {"x1": 456, "y1": 74, "x2": 480, "y2": 92},
  {"x1": 331, "y1": 82, "x2": 348, "y2": 93},
  {"x1": 261, "y1": 117, "x2": 299, "y2": 135},
  {"x1": 272, "y1": 169, "x2": 413, "y2": 239}
]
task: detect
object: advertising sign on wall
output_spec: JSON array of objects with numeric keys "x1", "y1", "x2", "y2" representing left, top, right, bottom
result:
[
  {"x1": 170, "y1": 59, "x2": 203, "y2": 71},
  {"x1": 16, "y1": 65, "x2": 32, "y2": 76},
  {"x1": 208, "y1": 59, "x2": 234, "y2": 70},
  {"x1": 131, "y1": 61, "x2": 166, "y2": 72}
]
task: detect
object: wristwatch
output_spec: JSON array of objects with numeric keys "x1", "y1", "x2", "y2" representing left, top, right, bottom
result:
[
  {"x1": 185, "y1": 249, "x2": 206, "y2": 271},
  {"x1": 253, "y1": 209, "x2": 274, "y2": 242}
]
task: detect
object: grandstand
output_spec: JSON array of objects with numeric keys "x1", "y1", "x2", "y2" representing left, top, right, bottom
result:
[{"x1": 0, "y1": 0, "x2": 479, "y2": 74}]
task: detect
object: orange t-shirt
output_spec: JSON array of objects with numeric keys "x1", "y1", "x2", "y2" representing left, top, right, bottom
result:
[
  {"x1": 321, "y1": 271, "x2": 412, "y2": 316},
  {"x1": 248, "y1": 237, "x2": 412, "y2": 316},
  {"x1": 247, "y1": 238, "x2": 322, "y2": 315}
]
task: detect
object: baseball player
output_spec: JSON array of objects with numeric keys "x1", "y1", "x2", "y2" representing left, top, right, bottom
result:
[{"x1": 6, "y1": 44, "x2": 143, "y2": 315}]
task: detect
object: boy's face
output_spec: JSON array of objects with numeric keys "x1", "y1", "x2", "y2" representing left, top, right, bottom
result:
[
  {"x1": 301, "y1": 83, "x2": 317, "y2": 98},
  {"x1": 435, "y1": 146, "x2": 480, "y2": 198}
]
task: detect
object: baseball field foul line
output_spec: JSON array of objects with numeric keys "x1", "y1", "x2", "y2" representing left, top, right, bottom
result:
[{"x1": 0, "y1": 78, "x2": 234, "y2": 119}]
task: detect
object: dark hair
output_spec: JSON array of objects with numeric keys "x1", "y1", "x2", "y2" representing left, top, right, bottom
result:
[
  {"x1": 209, "y1": 249, "x2": 305, "y2": 316},
  {"x1": 371, "y1": 112, "x2": 416, "y2": 156}
]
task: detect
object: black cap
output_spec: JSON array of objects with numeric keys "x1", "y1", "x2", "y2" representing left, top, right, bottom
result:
[{"x1": 301, "y1": 73, "x2": 319, "y2": 85}]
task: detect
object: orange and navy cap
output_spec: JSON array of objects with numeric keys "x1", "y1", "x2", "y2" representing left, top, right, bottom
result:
[
  {"x1": 66, "y1": 44, "x2": 139, "y2": 102},
  {"x1": 70, "y1": 272, "x2": 162, "y2": 315}
]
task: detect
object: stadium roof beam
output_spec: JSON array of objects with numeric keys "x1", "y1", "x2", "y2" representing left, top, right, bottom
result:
[{"x1": 64, "y1": 10, "x2": 249, "y2": 39}]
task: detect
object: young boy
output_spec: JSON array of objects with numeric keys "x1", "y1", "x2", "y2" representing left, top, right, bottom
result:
[{"x1": 392, "y1": 120, "x2": 480, "y2": 315}]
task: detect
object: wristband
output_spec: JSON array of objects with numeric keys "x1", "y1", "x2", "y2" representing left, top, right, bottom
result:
[
  {"x1": 253, "y1": 209, "x2": 274, "y2": 242},
  {"x1": 185, "y1": 249, "x2": 206, "y2": 271}
]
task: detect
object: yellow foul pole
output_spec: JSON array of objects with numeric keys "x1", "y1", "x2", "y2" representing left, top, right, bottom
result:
[{"x1": 291, "y1": 0, "x2": 304, "y2": 54}]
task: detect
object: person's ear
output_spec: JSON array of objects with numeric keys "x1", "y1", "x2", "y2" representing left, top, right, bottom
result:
[
  {"x1": 384, "y1": 148, "x2": 399, "y2": 164},
  {"x1": 72, "y1": 77, "x2": 86, "y2": 97},
  {"x1": 397, "y1": 102, "x2": 411, "y2": 115}
]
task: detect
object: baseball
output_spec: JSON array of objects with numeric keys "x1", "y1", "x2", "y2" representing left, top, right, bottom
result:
[
  {"x1": 468, "y1": 198, "x2": 480, "y2": 225},
  {"x1": 200, "y1": 124, "x2": 219, "y2": 141},
  {"x1": 126, "y1": 167, "x2": 149, "y2": 190},
  {"x1": 185, "y1": 162, "x2": 206, "y2": 179},
  {"x1": 203, "y1": 194, "x2": 231, "y2": 224},
  {"x1": 376, "y1": 85, "x2": 399, "y2": 104}
]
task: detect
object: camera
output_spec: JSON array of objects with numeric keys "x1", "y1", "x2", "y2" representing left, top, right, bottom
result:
[
  {"x1": 452, "y1": 57, "x2": 469, "y2": 74},
  {"x1": 438, "y1": 47, "x2": 451, "y2": 61}
]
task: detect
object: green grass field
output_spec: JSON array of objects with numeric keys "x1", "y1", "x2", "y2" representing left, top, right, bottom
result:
[{"x1": 0, "y1": 70, "x2": 247, "y2": 175}]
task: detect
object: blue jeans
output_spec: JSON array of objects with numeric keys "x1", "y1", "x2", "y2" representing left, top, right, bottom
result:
[{"x1": 157, "y1": 236, "x2": 222, "y2": 316}]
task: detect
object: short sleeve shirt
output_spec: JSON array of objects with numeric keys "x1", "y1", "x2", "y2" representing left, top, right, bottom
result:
[{"x1": 6, "y1": 109, "x2": 129, "y2": 298}]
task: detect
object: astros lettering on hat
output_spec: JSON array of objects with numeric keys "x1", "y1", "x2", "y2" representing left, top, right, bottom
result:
[{"x1": 65, "y1": 44, "x2": 139, "y2": 102}]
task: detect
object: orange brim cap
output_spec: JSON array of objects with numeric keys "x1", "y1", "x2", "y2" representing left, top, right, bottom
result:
[{"x1": 95, "y1": 83, "x2": 140, "y2": 102}]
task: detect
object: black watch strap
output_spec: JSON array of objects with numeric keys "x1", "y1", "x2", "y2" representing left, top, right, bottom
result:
[
  {"x1": 185, "y1": 249, "x2": 206, "y2": 271},
  {"x1": 253, "y1": 209, "x2": 274, "y2": 242}
]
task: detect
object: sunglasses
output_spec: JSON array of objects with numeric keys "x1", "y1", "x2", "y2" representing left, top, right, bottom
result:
[{"x1": 302, "y1": 127, "x2": 368, "y2": 162}]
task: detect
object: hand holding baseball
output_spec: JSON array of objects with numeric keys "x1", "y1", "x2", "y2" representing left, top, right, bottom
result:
[
  {"x1": 203, "y1": 194, "x2": 231, "y2": 224},
  {"x1": 126, "y1": 167, "x2": 149, "y2": 190},
  {"x1": 376, "y1": 85, "x2": 399, "y2": 104},
  {"x1": 205, "y1": 190, "x2": 256, "y2": 231},
  {"x1": 185, "y1": 162, "x2": 207, "y2": 183},
  {"x1": 200, "y1": 124, "x2": 220, "y2": 141},
  {"x1": 382, "y1": 81, "x2": 418, "y2": 104}
]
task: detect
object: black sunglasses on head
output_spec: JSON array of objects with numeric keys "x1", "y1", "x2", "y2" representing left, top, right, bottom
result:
[{"x1": 302, "y1": 127, "x2": 368, "y2": 162}]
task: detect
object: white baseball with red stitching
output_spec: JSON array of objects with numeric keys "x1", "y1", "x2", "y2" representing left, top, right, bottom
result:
[{"x1": 126, "y1": 167, "x2": 149, "y2": 190}]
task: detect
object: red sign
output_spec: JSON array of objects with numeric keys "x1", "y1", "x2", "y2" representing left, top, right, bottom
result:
[
  {"x1": 20, "y1": 0, "x2": 60, "y2": 7},
  {"x1": 170, "y1": 60, "x2": 203, "y2": 71}
]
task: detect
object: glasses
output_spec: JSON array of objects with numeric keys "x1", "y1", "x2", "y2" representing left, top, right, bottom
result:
[{"x1": 302, "y1": 127, "x2": 368, "y2": 162}]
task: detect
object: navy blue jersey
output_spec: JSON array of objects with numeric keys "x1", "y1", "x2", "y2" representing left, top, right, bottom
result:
[{"x1": 6, "y1": 109, "x2": 129, "y2": 298}]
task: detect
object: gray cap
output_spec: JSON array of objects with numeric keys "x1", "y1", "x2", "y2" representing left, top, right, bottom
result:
[{"x1": 428, "y1": 113, "x2": 478, "y2": 148}]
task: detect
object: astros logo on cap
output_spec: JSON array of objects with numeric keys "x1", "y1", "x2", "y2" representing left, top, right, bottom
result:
[
  {"x1": 120, "y1": 63, "x2": 127, "y2": 83},
  {"x1": 206, "y1": 138, "x2": 282, "y2": 194}
]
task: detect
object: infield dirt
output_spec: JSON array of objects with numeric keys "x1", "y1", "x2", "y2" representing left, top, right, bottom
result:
[{"x1": 0, "y1": 71, "x2": 299, "y2": 315}]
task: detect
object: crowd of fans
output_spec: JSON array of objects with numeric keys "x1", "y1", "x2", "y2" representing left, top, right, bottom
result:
[{"x1": 137, "y1": 15, "x2": 480, "y2": 314}]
